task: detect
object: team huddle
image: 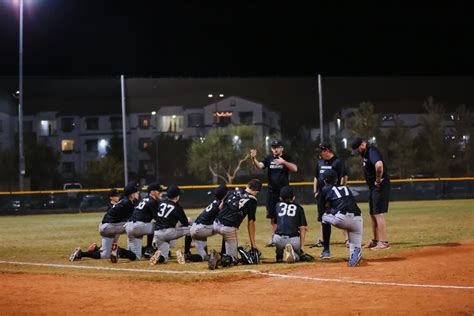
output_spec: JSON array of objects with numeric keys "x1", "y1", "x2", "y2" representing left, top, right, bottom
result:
[{"x1": 69, "y1": 137, "x2": 390, "y2": 269}]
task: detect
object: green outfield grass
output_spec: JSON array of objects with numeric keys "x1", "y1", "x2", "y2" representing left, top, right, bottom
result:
[{"x1": 0, "y1": 199, "x2": 472, "y2": 281}]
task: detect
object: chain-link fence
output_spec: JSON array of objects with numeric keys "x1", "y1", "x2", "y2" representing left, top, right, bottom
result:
[{"x1": 1, "y1": 178, "x2": 472, "y2": 216}]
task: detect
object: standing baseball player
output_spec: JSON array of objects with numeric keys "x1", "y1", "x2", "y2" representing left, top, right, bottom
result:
[
  {"x1": 250, "y1": 140, "x2": 298, "y2": 247},
  {"x1": 190, "y1": 184, "x2": 229, "y2": 260},
  {"x1": 351, "y1": 137, "x2": 391, "y2": 250},
  {"x1": 318, "y1": 169, "x2": 363, "y2": 267},
  {"x1": 150, "y1": 185, "x2": 199, "y2": 264},
  {"x1": 208, "y1": 179, "x2": 262, "y2": 269},
  {"x1": 311, "y1": 141, "x2": 348, "y2": 259},
  {"x1": 273, "y1": 186, "x2": 309, "y2": 263},
  {"x1": 69, "y1": 181, "x2": 139, "y2": 263},
  {"x1": 125, "y1": 181, "x2": 165, "y2": 260}
]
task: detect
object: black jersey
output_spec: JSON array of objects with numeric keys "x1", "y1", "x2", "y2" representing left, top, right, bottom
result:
[
  {"x1": 216, "y1": 189, "x2": 257, "y2": 228},
  {"x1": 195, "y1": 199, "x2": 221, "y2": 225},
  {"x1": 275, "y1": 202, "x2": 307, "y2": 237},
  {"x1": 362, "y1": 145, "x2": 390, "y2": 186},
  {"x1": 318, "y1": 184, "x2": 361, "y2": 216},
  {"x1": 263, "y1": 154, "x2": 292, "y2": 192},
  {"x1": 102, "y1": 198, "x2": 135, "y2": 224},
  {"x1": 315, "y1": 155, "x2": 347, "y2": 192},
  {"x1": 153, "y1": 199, "x2": 189, "y2": 230},
  {"x1": 130, "y1": 196, "x2": 159, "y2": 222}
]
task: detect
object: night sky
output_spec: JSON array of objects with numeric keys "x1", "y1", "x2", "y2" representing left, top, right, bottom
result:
[{"x1": 0, "y1": 1, "x2": 473, "y2": 134}]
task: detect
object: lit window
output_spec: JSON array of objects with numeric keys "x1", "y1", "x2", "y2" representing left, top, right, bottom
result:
[
  {"x1": 139, "y1": 115, "x2": 151, "y2": 129},
  {"x1": 61, "y1": 139, "x2": 75, "y2": 152},
  {"x1": 39, "y1": 120, "x2": 57, "y2": 136},
  {"x1": 139, "y1": 138, "x2": 152, "y2": 151},
  {"x1": 160, "y1": 115, "x2": 183, "y2": 133}
]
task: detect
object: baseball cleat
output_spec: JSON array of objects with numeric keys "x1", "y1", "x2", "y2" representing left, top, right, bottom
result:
[
  {"x1": 371, "y1": 241, "x2": 391, "y2": 251},
  {"x1": 87, "y1": 242, "x2": 99, "y2": 252},
  {"x1": 110, "y1": 243, "x2": 119, "y2": 263},
  {"x1": 348, "y1": 247, "x2": 362, "y2": 267},
  {"x1": 310, "y1": 240, "x2": 323, "y2": 248},
  {"x1": 283, "y1": 243, "x2": 296, "y2": 263},
  {"x1": 320, "y1": 249, "x2": 331, "y2": 259},
  {"x1": 365, "y1": 239, "x2": 378, "y2": 249},
  {"x1": 149, "y1": 250, "x2": 164, "y2": 265},
  {"x1": 265, "y1": 241, "x2": 275, "y2": 247},
  {"x1": 208, "y1": 249, "x2": 220, "y2": 270},
  {"x1": 69, "y1": 247, "x2": 82, "y2": 262},
  {"x1": 176, "y1": 250, "x2": 186, "y2": 264}
]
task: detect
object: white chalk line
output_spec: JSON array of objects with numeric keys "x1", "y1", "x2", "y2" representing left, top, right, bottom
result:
[{"x1": 1, "y1": 260, "x2": 473, "y2": 290}]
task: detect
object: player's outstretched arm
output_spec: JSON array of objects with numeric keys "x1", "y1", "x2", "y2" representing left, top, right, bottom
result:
[
  {"x1": 250, "y1": 149, "x2": 264, "y2": 169},
  {"x1": 247, "y1": 219, "x2": 257, "y2": 248}
]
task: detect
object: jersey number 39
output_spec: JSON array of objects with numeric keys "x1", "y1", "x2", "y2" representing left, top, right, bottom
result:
[{"x1": 278, "y1": 203, "x2": 297, "y2": 217}]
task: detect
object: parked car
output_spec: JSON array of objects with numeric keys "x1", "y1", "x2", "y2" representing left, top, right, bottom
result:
[
  {"x1": 63, "y1": 183, "x2": 83, "y2": 199},
  {"x1": 79, "y1": 194, "x2": 108, "y2": 212}
]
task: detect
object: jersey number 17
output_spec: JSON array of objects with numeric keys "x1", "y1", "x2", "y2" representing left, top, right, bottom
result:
[{"x1": 331, "y1": 186, "x2": 350, "y2": 198}]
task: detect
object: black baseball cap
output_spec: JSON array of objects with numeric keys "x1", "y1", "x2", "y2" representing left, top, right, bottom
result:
[
  {"x1": 318, "y1": 141, "x2": 333, "y2": 152},
  {"x1": 147, "y1": 181, "x2": 166, "y2": 193},
  {"x1": 280, "y1": 186, "x2": 295, "y2": 200},
  {"x1": 247, "y1": 179, "x2": 262, "y2": 191},
  {"x1": 351, "y1": 137, "x2": 364, "y2": 155},
  {"x1": 108, "y1": 188, "x2": 120, "y2": 197},
  {"x1": 270, "y1": 139, "x2": 283, "y2": 147},
  {"x1": 167, "y1": 185, "x2": 183, "y2": 199},
  {"x1": 323, "y1": 169, "x2": 338, "y2": 185},
  {"x1": 123, "y1": 181, "x2": 140, "y2": 196},
  {"x1": 213, "y1": 184, "x2": 229, "y2": 200}
]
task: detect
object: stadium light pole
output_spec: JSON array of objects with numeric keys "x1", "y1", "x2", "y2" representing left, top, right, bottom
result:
[
  {"x1": 120, "y1": 75, "x2": 129, "y2": 185},
  {"x1": 317, "y1": 75, "x2": 324, "y2": 142},
  {"x1": 17, "y1": 0, "x2": 26, "y2": 191}
]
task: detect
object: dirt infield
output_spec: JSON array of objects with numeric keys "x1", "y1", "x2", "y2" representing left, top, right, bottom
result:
[{"x1": 1, "y1": 243, "x2": 473, "y2": 315}]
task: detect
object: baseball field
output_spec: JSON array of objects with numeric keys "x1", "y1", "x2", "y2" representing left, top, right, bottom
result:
[{"x1": 0, "y1": 199, "x2": 473, "y2": 315}]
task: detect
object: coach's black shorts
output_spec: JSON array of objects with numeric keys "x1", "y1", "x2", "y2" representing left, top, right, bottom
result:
[
  {"x1": 369, "y1": 181, "x2": 390, "y2": 215},
  {"x1": 266, "y1": 190, "x2": 280, "y2": 219}
]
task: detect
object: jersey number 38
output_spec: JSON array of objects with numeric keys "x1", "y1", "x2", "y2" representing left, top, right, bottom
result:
[{"x1": 278, "y1": 203, "x2": 297, "y2": 217}]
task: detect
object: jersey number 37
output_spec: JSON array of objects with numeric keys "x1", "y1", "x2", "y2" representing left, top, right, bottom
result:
[
  {"x1": 157, "y1": 203, "x2": 175, "y2": 218},
  {"x1": 278, "y1": 203, "x2": 297, "y2": 217}
]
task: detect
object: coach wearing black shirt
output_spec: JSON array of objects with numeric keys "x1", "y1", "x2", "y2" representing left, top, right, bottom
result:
[
  {"x1": 250, "y1": 140, "x2": 298, "y2": 247},
  {"x1": 352, "y1": 137, "x2": 391, "y2": 250}
]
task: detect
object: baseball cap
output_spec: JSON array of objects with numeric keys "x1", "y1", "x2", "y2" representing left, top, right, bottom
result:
[
  {"x1": 270, "y1": 139, "x2": 283, "y2": 147},
  {"x1": 318, "y1": 141, "x2": 333, "y2": 152},
  {"x1": 213, "y1": 184, "x2": 229, "y2": 200},
  {"x1": 167, "y1": 185, "x2": 183, "y2": 199},
  {"x1": 280, "y1": 186, "x2": 295, "y2": 200},
  {"x1": 147, "y1": 181, "x2": 166, "y2": 193},
  {"x1": 351, "y1": 137, "x2": 364, "y2": 155},
  {"x1": 123, "y1": 181, "x2": 140, "y2": 196},
  {"x1": 323, "y1": 169, "x2": 338, "y2": 185},
  {"x1": 108, "y1": 188, "x2": 120, "y2": 197}
]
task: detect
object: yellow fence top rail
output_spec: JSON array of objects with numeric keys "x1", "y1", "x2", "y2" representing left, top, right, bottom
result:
[{"x1": 0, "y1": 177, "x2": 473, "y2": 195}]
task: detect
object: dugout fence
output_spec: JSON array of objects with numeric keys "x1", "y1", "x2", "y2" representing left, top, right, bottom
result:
[{"x1": 0, "y1": 178, "x2": 473, "y2": 215}]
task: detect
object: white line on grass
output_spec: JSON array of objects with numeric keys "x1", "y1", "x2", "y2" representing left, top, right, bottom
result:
[{"x1": 1, "y1": 260, "x2": 473, "y2": 290}]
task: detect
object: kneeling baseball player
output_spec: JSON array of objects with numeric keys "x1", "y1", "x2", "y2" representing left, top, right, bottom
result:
[
  {"x1": 273, "y1": 186, "x2": 312, "y2": 263},
  {"x1": 318, "y1": 169, "x2": 363, "y2": 267},
  {"x1": 208, "y1": 179, "x2": 261, "y2": 269},
  {"x1": 190, "y1": 184, "x2": 229, "y2": 260},
  {"x1": 69, "y1": 181, "x2": 140, "y2": 263},
  {"x1": 125, "y1": 181, "x2": 165, "y2": 260},
  {"x1": 150, "y1": 185, "x2": 201, "y2": 264}
]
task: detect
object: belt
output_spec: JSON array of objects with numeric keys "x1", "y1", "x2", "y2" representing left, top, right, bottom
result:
[
  {"x1": 276, "y1": 233, "x2": 299, "y2": 238},
  {"x1": 338, "y1": 211, "x2": 361, "y2": 216}
]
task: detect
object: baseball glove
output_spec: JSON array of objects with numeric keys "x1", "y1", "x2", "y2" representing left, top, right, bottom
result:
[
  {"x1": 299, "y1": 252, "x2": 315, "y2": 262},
  {"x1": 238, "y1": 246, "x2": 260, "y2": 265}
]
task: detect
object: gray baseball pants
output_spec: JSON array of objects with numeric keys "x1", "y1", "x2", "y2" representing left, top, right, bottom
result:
[
  {"x1": 273, "y1": 234, "x2": 301, "y2": 261},
  {"x1": 190, "y1": 222, "x2": 215, "y2": 259},
  {"x1": 98, "y1": 222, "x2": 126, "y2": 259},
  {"x1": 322, "y1": 212, "x2": 363, "y2": 255},
  {"x1": 125, "y1": 221, "x2": 155, "y2": 260},
  {"x1": 153, "y1": 226, "x2": 190, "y2": 262},
  {"x1": 213, "y1": 221, "x2": 239, "y2": 260}
]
